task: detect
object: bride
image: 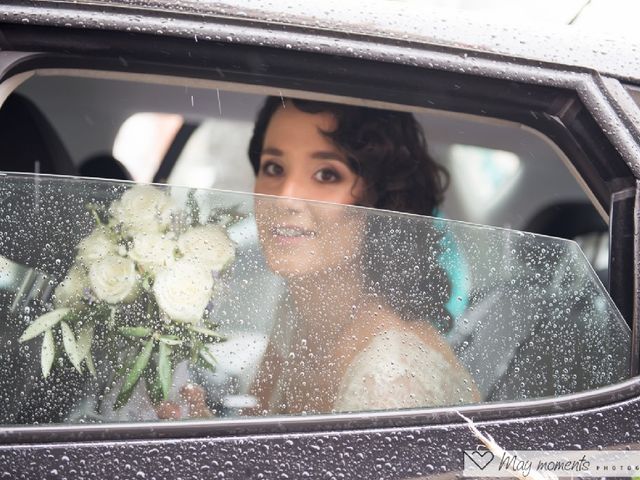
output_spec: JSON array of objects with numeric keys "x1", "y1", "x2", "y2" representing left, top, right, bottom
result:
[{"x1": 247, "y1": 97, "x2": 480, "y2": 414}]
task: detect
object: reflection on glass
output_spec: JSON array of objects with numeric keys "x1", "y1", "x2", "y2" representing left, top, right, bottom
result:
[{"x1": 0, "y1": 174, "x2": 630, "y2": 425}]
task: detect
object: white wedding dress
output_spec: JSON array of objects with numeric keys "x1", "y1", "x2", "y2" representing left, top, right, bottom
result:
[
  {"x1": 266, "y1": 315, "x2": 478, "y2": 413},
  {"x1": 334, "y1": 329, "x2": 477, "y2": 411}
]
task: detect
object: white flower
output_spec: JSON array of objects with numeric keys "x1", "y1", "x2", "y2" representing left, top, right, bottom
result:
[
  {"x1": 110, "y1": 185, "x2": 174, "y2": 234},
  {"x1": 77, "y1": 228, "x2": 117, "y2": 265},
  {"x1": 53, "y1": 264, "x2": 88, "y2": 309},
  {"x1": 153, "y1": 259, "x2": 214, "y2": 323},
  {"x1": 177, "y1": 225, "x2": 235, "y2": 272},
  {"x1": 89, "y1": 255, "x2": 138, "y2": 304},
  {"x1": 128, "y1": 232, "x2": 177, "y2": 275}
]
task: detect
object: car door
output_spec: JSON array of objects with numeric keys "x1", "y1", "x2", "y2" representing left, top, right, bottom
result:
[{"x1": 1, "y1": 1, "x2": 640, "y2": 478}]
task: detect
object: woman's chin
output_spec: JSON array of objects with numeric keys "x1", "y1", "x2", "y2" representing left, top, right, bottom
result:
[
  {"x1": 260, "y1": 235, "x2": 320, "y2": 275},
  {"x1": 270, "y1": 235, "x2": 314, "y2": 247},
  {"x1": 263, "y1": 254, "x2": 323, "y2": 279}
]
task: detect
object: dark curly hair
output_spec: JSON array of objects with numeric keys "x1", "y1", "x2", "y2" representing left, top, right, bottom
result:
[
  {"x1": 248, "y1": 97, "x2": 453, "y2": 331},
  {"x1": 248, "y1": 97, "x2": 448, "y2": 216}
]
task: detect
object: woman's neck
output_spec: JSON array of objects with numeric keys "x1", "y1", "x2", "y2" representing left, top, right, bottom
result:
[{"x1": 286, "y1": 264, "x2": 368, "y2": 342}]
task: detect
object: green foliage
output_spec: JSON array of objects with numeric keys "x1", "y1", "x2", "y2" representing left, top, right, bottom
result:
[{"x1": 114, "y1": 338, "x2": 154, "y2": 410}]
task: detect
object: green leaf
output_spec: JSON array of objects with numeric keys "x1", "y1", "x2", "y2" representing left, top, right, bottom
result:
[
  {"x1": 190, "y1": 339, "x2": 202, "y2": 364},
  {"x1": 158, "y1": 342, "x2": 172, "y2": 400},
  {"x1": 187, "y1": 190, "x2": 200, "y2": 226},
  {"x1": 113, "y1": 349, "x2": 136, "y2": 379},
  {"x1": 107, "y1": 306, "x2": 118, "y2": 329},
  {"x1": 145, "y1": 373, "x2": 164, "y2": 406},
  {"x1": 158, "y1": 335, "x2": 183, "y2": 346},
  {"x1": 76, "y1": 322, "x2": 94, "y2": 360},
  {"x1": 194, "y1": 356, "x2": 213, "y2": 373},
  {"x1": 41, "y1": 329, "x2": 55, "y2": 378},
  {"x1": 61, "y1": 321, "x2": 83, "y2": 373},
  {"x1": 87, "y1": 303, "x2": 111, "y2": 327},
  {"x1": 189, "y1": 325, "x2": 224, "y2": 340},
  {"x1": 199, "y1": 348, "x2": 218, "y2": 371},
  {"x1": 202, "y1": 319, "x2": 220, "y2": 329},
  {"x1": 114, "y1": 338, "x2": 154, "y2": 410},
  {"x1": 144, "y1": 359, "x2": 164, "y2": 405},
  {"x1": 85, "y1": 351, "x2": 97, "y2": 378},
  {"x1": 19, "y1": 308, "x2": 70, "y2": 343},
  {"x1": 206, "y1": 204, "x2": 246, "y2": 227},
  {"x1": 86, "y1": 203, "x2": 105, "y2": 227},
  {"x1": 119, "y1": 326, "x2": 152, "y2": 338}
]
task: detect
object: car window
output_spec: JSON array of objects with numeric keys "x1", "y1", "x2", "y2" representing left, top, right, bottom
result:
[
  {"x1": 9, "y1": 73, "x2": 609, "y2": 278},
  {"x1": 16, "y1": 73, "x2": 597, "y2": 222},
  {"x1": 0, "y1": 173, "x2": 629, "y2": 424},
  {"x1": 0, "y1": 70, "x2": 632, "y2": 425}
]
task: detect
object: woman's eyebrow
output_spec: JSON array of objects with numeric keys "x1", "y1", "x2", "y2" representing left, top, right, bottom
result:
[
  {"x1": 261, "y1": 147, "x2": 283, "y2": 156},
  {"x1": 310, "y1": 151, "x2": 346, "y2": 162},
  {"x1": 261, "y1": 147, "x2": 346, "y2": 163}
]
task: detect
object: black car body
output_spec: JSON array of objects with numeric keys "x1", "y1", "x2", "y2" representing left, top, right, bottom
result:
[{"x1": 0, "y1": 1, "x2": 639, "y2": 478}]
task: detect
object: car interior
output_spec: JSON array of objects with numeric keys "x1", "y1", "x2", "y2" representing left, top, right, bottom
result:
[
  {"x1": 0, "y1": 69, "x2": 628, "y2": 423},
  {"x1": 7, "y1": 72, "x2": 605, "y2": 234}
]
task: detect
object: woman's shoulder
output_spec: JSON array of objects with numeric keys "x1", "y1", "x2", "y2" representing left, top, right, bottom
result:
[
  {"x1": 342, "y1": 308, "x2": 455, "y2": 369},
  {"x1": 334, "y1": 325, "x2": 478, "y2": 412},
  {"x1": 347, "y1": 327, "x2": 455, "y2": 377}
]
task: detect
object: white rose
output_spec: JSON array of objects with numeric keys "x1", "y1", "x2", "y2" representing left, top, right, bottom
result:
[
  {"x1": 77, "y1": 228, "x2": 117, "y2": 266},
  {"x1": 153, "y1": 259, "x2": 214, "y2": 323},
  {"x1": 89, "y1": 255, "x2": 138, "y2": 304},
  {"x1": 53, "y1": 264, "x2": 88, "y2": 309},
  {"x1": 177, "y1": 225, "x2": 235, "y2": 272},
  {"x1": 110, "y1": 185, "x2": 174, "y2": 234},
  {"x1": 128, "y1": 232, "x2": 177, "y2": 275}
]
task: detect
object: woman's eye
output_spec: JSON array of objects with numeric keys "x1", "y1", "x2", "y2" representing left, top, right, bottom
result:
[
  {"x1": 261, "y1": 161, "x2": 283, "y2": 176},
  {"x1": 314, "y1": 168, "x2": 341, "y2": 183}
]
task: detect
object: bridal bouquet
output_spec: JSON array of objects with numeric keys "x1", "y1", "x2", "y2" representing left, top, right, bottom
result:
[{"x1": 19, "y1": 185, "x2": 236, "y2": 409}]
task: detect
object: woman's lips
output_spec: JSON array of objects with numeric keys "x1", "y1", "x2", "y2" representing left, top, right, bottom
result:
[{"x1": 270, "y1": 225, "x2": 317, "y2": 244}]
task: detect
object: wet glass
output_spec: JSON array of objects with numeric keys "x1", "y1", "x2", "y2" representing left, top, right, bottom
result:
[{"x1": 0, "y1": 173, "x2": 630, "y2": 425}]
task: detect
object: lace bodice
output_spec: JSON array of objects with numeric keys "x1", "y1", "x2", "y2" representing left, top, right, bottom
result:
[
  {"x1": 335, "y1": 329, "x2": 477, "y2": 411},
  {"x1": 266, "y1": 325, "x2": 477, "y2": 413}
]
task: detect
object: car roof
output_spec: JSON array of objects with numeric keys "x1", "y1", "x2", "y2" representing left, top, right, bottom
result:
[{"x1": 5, "y1": 0, "x2": 640, "y2": 83}]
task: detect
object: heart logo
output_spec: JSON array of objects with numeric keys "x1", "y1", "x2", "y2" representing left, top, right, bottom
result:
[{"x1": 464, "y1": 449, "x2": 495, "y2": 470}]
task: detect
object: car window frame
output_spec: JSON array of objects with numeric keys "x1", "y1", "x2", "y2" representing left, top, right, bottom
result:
[{"x1": 0, "y1": 20, "x2": 639, "y2": 444}]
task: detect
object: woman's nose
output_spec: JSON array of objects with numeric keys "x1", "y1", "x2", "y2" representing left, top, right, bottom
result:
[
  {"x1": 276, "y1": 176, "x2": 309, "y2": 201},
  {"x1": 273, "y1": 177, "x2": 310, "y2": 212}
]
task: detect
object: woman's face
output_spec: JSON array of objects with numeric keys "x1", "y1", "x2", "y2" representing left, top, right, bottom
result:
[{"x1": 254, "y1": 102, "x2": 367, "y2": 278}]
